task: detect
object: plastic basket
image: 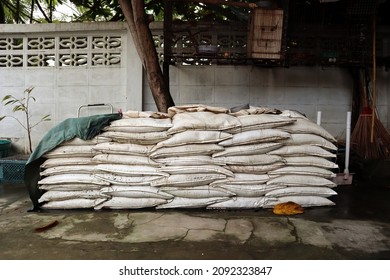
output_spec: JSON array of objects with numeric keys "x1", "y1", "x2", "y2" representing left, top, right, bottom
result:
[
  {"x1": 0, "y1": 159, "x2": 26, "y2": 184},
  {"x1": 0, "y1": 140, "x2": 11, "y2": 158}
]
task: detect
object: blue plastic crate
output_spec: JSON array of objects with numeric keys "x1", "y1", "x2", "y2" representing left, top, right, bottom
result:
[
  {"x1": 0, "y1": 159, "x2": 26, "y2": 184},
  {"x1": 0, "y1": 140, "x2": 11, "y2": 158}
]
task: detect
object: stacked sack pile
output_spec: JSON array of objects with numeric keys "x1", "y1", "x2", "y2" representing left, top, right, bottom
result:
[
  {"x1": 37, "y1": 136, "x2": 112, "y2": 209},
  {"x1": 37, "y1": 105, "x2": 338, "y2": 210}
]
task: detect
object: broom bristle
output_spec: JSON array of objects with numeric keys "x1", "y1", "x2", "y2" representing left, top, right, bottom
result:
[{"x1": 351, "y1": 113, "x2": 390, "y2": 160}]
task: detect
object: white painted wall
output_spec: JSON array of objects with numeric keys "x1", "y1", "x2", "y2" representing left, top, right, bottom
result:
[{"x1": 0, "y1": 22, "x2": 142, "y2": 153}]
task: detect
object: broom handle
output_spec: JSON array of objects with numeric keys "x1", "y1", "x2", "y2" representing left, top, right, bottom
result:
[
  {"x1": 370, "y1": 14, "x2": 376, "y2": 143},
  {"x1": 344, "y1": 112, "x2": 351, "y2": 174}
]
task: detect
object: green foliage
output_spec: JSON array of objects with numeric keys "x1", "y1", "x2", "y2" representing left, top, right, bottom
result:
[
  {"x1": 0, "y1": 87, "x2": 51, "y2": 153},
  {"x1": 0, "y1": 0, "x2": 252, "y2": 24},
  {"x1": 0, "y1": 0, "x2": 65, "y2": 23}
]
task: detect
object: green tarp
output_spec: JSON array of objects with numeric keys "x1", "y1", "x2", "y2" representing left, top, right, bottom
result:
[{"x1": 24, "y1": 113, "x2": 122, "y2": 210}]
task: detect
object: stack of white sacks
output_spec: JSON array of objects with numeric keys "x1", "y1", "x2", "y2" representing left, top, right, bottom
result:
[{"x1": 37, "y1": 105, "x2": 338, "y2": 210}]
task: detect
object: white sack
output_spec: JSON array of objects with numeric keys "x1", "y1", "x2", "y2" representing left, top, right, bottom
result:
[
  {"x1": 207, "y1": 197, "x2": 274, "y2": 209},
  {"x1": 168, "y1": 104, "x2": 229, "y2": 116},
  {"x1": 160, "y1": 165, "x2": 234, "y2": 176},
  {"x1": 264, "y1": 196, "x2": 335, "y2": 208},
  {"x1": 100, "y1": 186, "x2": 173, "y2": 199},
  {"x1": 268, "y1": 166, "x2": 336, "y2": 178},
  {"x1": 95, "y1": 197, "x2": 167, "y2": 210},
  {"x1": 99, "y1": 131, "x2": 169, "y2": 145},
  {"x1": 216, "y1": 184, "x2": 283, "y2": 197},
  {"x1": 284, "y1": 156, "x2": 338, "y2": 169},
  {"x1": 63, "y1": 136, "x2": 111, "y2": 146},
  {"x1": 211, "y1": 173, "x2": 270, "y2": 185},
  {"x1": 92, "y1": 154, "x2": 159, "y2": 166},
  {"x1": 40, "y1": 165, "x2": 97, "y2": 176},
  {"x1": 168, "y1": 111, "x2": 241, "y2": 134},
  {"x1": 150, "y1": 144, "x2": 224, "y2": 158},
  {"x1": 265, "y1": 187, "x2": 337, "y2": 198},
  {"x1": 268, "y1": 145, "x2": 336, "y2": 158},
  {"x1": 38, "y1": 190, "x2": 105, "y2": 203},
  {"x1": 156, "y1": 197, "x2": 229, "y2": 209},
  {"x1": 38, "y1": 184, "x2": 103, "y2": 191},
  {"x1": 43, "y1": 145, "x2": 95, "y2": 158},
  {"x1": 280, "y1": 110, "x2": 309, "y2": 119},
  {"x1": 152, "y1": 130, "x2": 232, "y2": 150},
  {"x1": 108, "y1": 117, "x2": 172, "y2": 128},
  {"x1": 226, "y1": 163, "x2": 285, "y2": 174},
  {"x1": 93, "y1": 142, "x2": 151, "y2": 155},
  {"x1": 229, "y1": 106, "x2": 281, "y2": 116},
  {"x1": 38, "y1": 174, "x2": 109, "y2": 186},
  {"x1": 227, "y1": 114, "x2": 296, "y2": 133},
  {"x1": 282, "y1": 133, "x2": 337, "y2": 151},
  {"x1": 160, "y1": 186, "x2": 235, "y2": 198},
  {"x1": 40, "y1": 157, "x2": 95, "y2": 169},
  {"x1": 95, "y1": 164, "x2": 169, "y2": 177},
  {"x1": 154, "y1": 155, "x2": 226, "y2": 166},
  {"x1": 122, "y1": 110, "x2": 169, "y2": 119},
  {"x1": 217, "y1": 154, "x2": 285, "y2": 165},
  {"x1": 219, "y1": 129, "x2": 290, "y2": 146},
  {"x1": 103, "y1": 126, "x2": 169, "y2": 133},
  {"x1": 151, "y1": 174, "x2": 227, "y2": 187},
  {"x1": 267, "y1": 175, "x2": 337, "y2": 188},
  {"x1": 94, "y1": 173, "x2": 161, "y2": 185},
  {"x1": 212, "y1": 142, "x2": 283, "y2": 157},
  {"x1": 41, "y1": 198, "x2": 107, "y2": 209},
  {"x1": 280, "y1": 118, "x2": 336, "y2": 142}
]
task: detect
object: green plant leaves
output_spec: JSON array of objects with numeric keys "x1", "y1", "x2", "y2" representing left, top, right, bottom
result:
[
  {"x1": 1, "y1": 87, "x2": 51, "y2": 153},
  {"x1": 41, "y1": 114, "x2": 52, "y2": 122},
  {"x1": 1, "y1": 95, "x2": 12, "y2": 101},
  {"x1": 12, "y1": 104, "x2": 27, "y2": 112}
]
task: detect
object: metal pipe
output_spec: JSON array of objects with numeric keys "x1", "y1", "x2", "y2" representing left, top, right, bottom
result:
[
  {"x1": 316, "y1": 111, "x2": 322, "y2": 126},
  {"x1": 344, "y1": 111, "x2": 351, "y2": 175}
]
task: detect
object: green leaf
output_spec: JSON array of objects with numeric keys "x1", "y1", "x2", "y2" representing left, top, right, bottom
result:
[
  {"x1": 4, "y1": 100, "x2": 17, "y2": 106},
  {"x1": 0, "y1": 116, "x2": 6, "y2": 121},
  {"x1": 41, "y1": 114, "x2": 51, "y2": 122},
  {"x1": 1, "y1": 95, "x2": 12, "y2": 102},
  {"x1": 13, "y1": 105, "x2": 25, "y2": 112},
  {"x1": 25, "y1": 87, "x2": 34, "y2": 94}
]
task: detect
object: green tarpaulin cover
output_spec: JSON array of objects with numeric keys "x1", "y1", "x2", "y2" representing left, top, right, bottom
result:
[{"x1": 24, "y1": 113, "x2": 122, "y2": 210}]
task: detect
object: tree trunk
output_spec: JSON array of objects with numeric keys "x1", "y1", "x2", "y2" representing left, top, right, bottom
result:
[{"x1": 119, "y1": 0, "x2": 175, "y2": 113}]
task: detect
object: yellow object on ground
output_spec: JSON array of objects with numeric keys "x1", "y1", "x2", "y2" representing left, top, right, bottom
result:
[{"x1": 273, "y1": 201, "x2": 304, "y2": 215}]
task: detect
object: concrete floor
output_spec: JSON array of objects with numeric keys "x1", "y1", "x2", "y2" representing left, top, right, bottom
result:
[{"x1": 0, "y1": 182, "x2": 389, "y2": 260}]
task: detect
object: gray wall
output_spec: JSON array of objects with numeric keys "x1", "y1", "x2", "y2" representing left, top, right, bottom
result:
[
  {"x1": 144, "y1": 65, "x2": 390, "y2": 139},
  {"x1": 1, "y1": 22, "x2": 390, "y2": 153}
]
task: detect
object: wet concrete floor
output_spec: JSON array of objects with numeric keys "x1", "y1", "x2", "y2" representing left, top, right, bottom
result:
[{"x1": 0, "y1": 182, "x2": 389, "y2": 260}]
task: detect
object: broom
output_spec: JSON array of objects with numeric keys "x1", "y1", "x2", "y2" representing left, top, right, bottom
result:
[
  {"x1": 350, "y1": 16, "x2": 390, "y2": 160},
  {"x1": 351, "y1": 104, "x2": 390, "y2": 160}
]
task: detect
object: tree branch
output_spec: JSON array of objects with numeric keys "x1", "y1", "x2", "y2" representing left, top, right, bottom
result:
[
  {"x1": 35, "y1": 0, "x2": 51, "y2": 22},
  {"x1": 119, "y1": 0, "x2": 145, "y2": 67},
  {"x1": 119, "y1": 0, "x2": 175, "y2": 112}
]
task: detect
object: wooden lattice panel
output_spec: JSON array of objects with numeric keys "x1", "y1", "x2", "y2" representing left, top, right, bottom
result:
[{"x1": 247, "y1": 8, "x2": 284, "y2": 60}]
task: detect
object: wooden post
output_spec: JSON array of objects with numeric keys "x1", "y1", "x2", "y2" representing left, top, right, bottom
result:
[
  {"x1": 370, "y1": 15, "x2": 376, "y2": 143},
  {"x1": 163, "y1": 0, "x2": 173, "y2": 88}
]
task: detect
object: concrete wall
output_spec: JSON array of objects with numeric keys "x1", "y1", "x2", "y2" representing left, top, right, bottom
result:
[
  {"x1": 1, "y1": 22, "x2": 390, "y2": 153},
  {"x1": 0, "y1": 22, "x2": 142, "y2": 153},
  {"x1": 144, "y1": 65, "x2": 390, "y2": 140}
]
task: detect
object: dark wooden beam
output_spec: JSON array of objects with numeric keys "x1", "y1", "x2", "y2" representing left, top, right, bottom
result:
[{"x1": 163, "y1": 0, "x2": 173, "y2": 88}]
